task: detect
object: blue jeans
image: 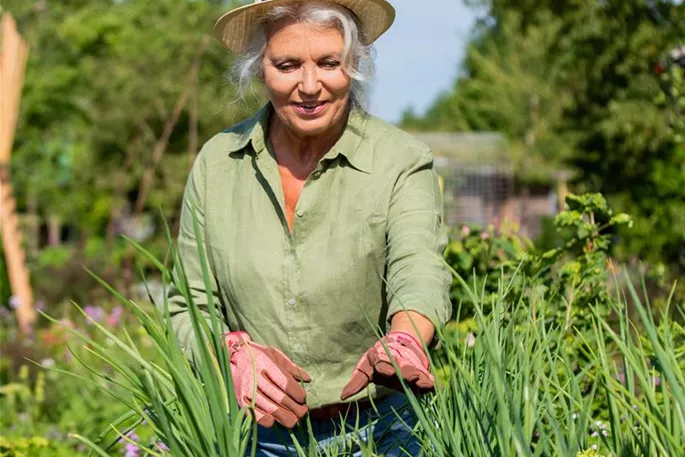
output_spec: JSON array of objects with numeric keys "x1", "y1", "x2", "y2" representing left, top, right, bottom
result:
[{"x1": 248, "y1": 394, "x2": 420, "y2": 456}]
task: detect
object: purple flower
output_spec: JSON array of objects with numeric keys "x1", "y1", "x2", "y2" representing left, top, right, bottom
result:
[
  {"x1": 35, "y1": 300, "x2": 46, "y2": 311},
  {"x1": 124, "y1": 431, "x2": 140, "y2": 457},
  {"x1": 83, "y1": 305, "x2": 106, "y2": 323},
  {"x1": 124, "y1": 442, "x2": 139, "y2": 457},
  {"x1": 107, "y1": 306, "x2": 124, "y2": 327},
  {"x1": 155, "y1": 440, "x2": 170, "y2": 452},
  {"x1": 461, "y1": 225, "x2": 471, "y2": 236},
  {"x1": 9, "y1": 295, "x2": 20, "y2": 309},
  {"x1": 0, "y1": 307, "x2": 10, "y2": 320}
]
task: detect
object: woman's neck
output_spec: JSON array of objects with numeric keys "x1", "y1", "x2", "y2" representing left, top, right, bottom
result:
[{"x1": 268, "y1": 110, "x2": 348, "y2": 173}]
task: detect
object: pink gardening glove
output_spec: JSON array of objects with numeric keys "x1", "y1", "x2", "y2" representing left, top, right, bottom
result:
[
  {"x1": 340, "y1": 331, "x2": 434, "y2": 400},
  {"x1": 225, "y1": 331, "x2": 311, "y2": 428}
]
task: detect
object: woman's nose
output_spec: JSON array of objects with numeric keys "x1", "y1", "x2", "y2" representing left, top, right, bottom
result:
[{"x1": 298, "y1": 65, "x2": 321, "y2": 95}]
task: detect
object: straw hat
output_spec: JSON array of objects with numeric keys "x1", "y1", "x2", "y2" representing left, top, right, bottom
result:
[{"x1": 214, "y1": 0, "x2": 396, "y2": 54}]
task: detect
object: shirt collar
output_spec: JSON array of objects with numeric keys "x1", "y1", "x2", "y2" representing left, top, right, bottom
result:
[{"x1": 227, "y1": 103, "x2": 372, "y2": 174}]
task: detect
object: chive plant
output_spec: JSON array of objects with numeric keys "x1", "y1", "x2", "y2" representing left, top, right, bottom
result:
[{"x1": 45, "y1": 212, "x2": 683, "y2": 457}]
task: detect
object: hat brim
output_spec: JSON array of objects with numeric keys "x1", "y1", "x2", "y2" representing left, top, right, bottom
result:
[{"x1": 214, "y1": 0, "x2": 396, "y2": 54}]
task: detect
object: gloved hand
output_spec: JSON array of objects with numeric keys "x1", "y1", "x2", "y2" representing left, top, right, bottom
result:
[
  {"x1": 225, "y1": 331, "x2": 311, "y2": 428},
  {"x1": 340, "y1": 330, "x2": 434, "y2": 400}
]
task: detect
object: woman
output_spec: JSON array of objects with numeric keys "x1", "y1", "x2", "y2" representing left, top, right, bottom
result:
[{"x1": 167, "y1": 0, "x2": 451, "y2": 455}]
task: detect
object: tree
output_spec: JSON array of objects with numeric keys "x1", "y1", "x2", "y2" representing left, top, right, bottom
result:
[
  {"x1": 4, "y1": 0, "x2": 261, "y2": 303},
  {"x1": 404, "y1": 0, "x2": 685, "y2": 275}
]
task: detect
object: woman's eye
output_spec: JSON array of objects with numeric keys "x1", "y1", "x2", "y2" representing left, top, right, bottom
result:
[
  {"x1": 320, "y1": 60, "x2": 340, "y2": 70},
  {"x1": 276, "y1": 62, "x2": 299, "y2": 72}
]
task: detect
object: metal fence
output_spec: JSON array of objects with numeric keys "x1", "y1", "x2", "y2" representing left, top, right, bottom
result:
[{"x1": 412, "y1": 132, "x2": 515, "y2": 228}]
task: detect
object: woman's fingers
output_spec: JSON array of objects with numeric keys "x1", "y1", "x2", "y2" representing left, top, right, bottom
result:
[
  {"x1": 414, "y1": 370, "x2": 435, "y2": 390},
  {"x1": 260, "y1": 362, "x2": 308, "y2": 404},
  {"x1": 265, "y1": 347, "x2": 312, "y2": 382},
  {"x1": 248, "y1": 390, "x2": 300, "y2": 429},
  {"x1": 251, "y1": 405, "x2": 275, "y2": 428},
  {"x1": 262, "y1": 369, "x2": 309, "y2": 417},
  {"x1": 340, "y1": 354, "x2": 374, "y2": 400},
  {"x1": 260, "y1": 370, "x2": 307, "y2": 415},
  {"x1": 370, "y1": 351, "x2": 434, "y2": 390},
  {"x1": 373, "y1": 359, "x2": 399, "y2": 377}
]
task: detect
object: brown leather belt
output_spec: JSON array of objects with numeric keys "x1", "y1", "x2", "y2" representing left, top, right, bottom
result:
[{"x1": 308, "y1": 398, "x2": 374, "y2": 420}]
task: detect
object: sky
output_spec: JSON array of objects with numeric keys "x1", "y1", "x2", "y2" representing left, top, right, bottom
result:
[{"x1": 368, "y1": 0, "x2": 478, "y2": 123}]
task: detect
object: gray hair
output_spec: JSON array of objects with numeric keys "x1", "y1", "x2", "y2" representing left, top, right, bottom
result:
[{"x1": 232, "y1": 1, "x2": 375, "y2": 108}]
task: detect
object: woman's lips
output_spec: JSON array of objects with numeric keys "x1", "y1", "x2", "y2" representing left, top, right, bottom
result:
[{"x1": 292, "y1": 101, "x2": 328, "y2": 117}]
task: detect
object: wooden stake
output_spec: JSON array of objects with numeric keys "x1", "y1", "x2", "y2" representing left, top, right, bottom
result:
[{"x1": 0, "y1": 13, "x2": 35, "y2": 335}]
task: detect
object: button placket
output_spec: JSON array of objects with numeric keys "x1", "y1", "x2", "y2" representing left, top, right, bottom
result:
[{"x1": 285, "y1": 238, "x2": 305, "y2": 364}]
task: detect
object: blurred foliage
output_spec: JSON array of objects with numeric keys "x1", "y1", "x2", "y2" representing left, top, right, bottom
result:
[
  {"x1": 446, "y1": 193, "x2": 634, "y2": 333},
  {"x1": 440, "y1": 192, "x2": 683, "y2": 430},
  {"x1": 523, "y1": 193, "x2": 633, "y2": 325},
  {"x1": 405, "y1": 0, "x2": 685, "y2": 282},
  {"x1": 0, "y1": 235, "x2": 10, "y2": 308},
  {"x1": 0, "y1": 301, "x2": 160, "y2": 456},
  {"x1": 2, "y1": 0, "x2": 262, "y2": 304},
  {"x1": 444, "y1": 219, "x2": 531, "y2": 315}
]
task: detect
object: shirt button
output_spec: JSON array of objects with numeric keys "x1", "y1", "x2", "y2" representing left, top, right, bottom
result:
[
  {"x1": 312, "y1": 171, "x2": 322, "y2": 180},
  {"x1": 287, "y1": 298, "x2": 296, "y2": 306},
  {"x1": 296, "y1": 209, "x2": 304, "y2": 217}
]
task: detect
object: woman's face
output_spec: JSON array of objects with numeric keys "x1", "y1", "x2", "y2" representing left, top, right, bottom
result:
[{"x1": 262, "y1": 19, "x2": 351, "y2": 139}]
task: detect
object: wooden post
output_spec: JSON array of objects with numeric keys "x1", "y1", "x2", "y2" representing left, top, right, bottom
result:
[
  {"x1": 0, "y1": 13, "x2": 35, "y2": 335},
  {"x1": 555, "y1": 170, "x2": 571, "y2": 212}
]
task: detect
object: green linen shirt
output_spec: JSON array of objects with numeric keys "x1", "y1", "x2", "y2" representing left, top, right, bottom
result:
[{"x1": 166, "y1": 103, "x2": 451, "y2": 408}]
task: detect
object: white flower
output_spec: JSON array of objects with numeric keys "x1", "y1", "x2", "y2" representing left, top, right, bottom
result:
[
  {"x1": 40, "y1": 358, "x2": 56, "y2": 368},
  {"x1": 465, "y1": 332, "x2": 476, "y2": 347}
]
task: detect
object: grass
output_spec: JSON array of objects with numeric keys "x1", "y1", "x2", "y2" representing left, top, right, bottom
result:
[{"x1": 44, "y1": 216, "x2": 684, "y2": 457}]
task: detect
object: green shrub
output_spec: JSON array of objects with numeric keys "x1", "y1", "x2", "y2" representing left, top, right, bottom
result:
[
  {"x1": 443, "y1": 218, "x2": 530, "y2": 317},
  {"x1": 446, "y1": 193, "x2": 634, "y2": 335},
  {"x1": 0, "y1": 436, "x2": 50, "y2": 457}
]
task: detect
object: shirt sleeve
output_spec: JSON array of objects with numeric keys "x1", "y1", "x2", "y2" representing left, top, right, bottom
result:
[
  {"x1": 165, "y1": 149, "x2": 229, "y2": 364},
  {"x1": 385, "y1": 148, "x2": 452, "y2": 329}
]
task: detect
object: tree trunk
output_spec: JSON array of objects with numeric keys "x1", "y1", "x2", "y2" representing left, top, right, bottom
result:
[
  {"x1": 134, "y1": 35, "x2": 210, "y2": 214},
  {"x1": 47, "y1": 215, "x2": 61, "y2": 246},
  {"x1": 189, "y1": 81, "x2": 199, "y2": 167},
  {"x1": 25, "y1": 193, "x2": 38, "y2": 258}
]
